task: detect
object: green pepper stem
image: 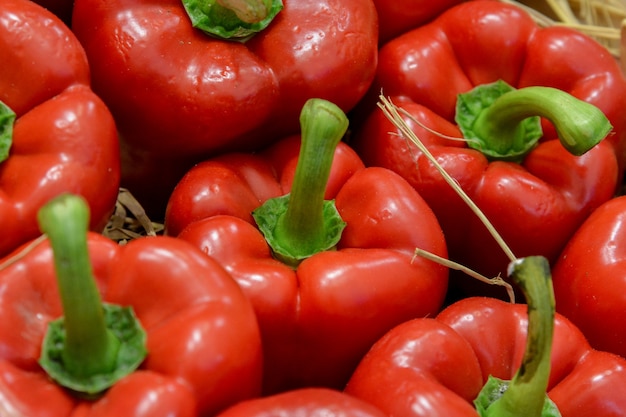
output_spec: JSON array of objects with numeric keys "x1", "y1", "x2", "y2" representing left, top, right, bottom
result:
[
  {"x1": 277, "y1": 99, "x2": 347, "y2": 249},
  {"x1": 252, "y1": 99, "x2": 348, "y2": 267},
  {"x1": 182, "y1": 0, "x2": 283, "y2": 41},
  {"x1": 486, "y1": 256, "x2": 556, "y2": 417},
  {"x1": 37, "y1": 194, "x2": 120, "y2": 377},
  {"x1": 216, "y1": 0, "x2": 271, "y2": 23},
  {"x1": 456, "y1": 80, "x2": 612, "y2": 161},
  {"x1": 476, "y1": 86, "x2": 611, "y2": 156}
]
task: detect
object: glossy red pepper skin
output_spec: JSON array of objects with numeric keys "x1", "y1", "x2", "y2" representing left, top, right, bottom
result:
[
  {"x1": 373, "y1": 0, "x2": 464, "y2": 44},
  {"x1": 345, "y1": 296, "x2": 626, "y2": 416},
  {"x1": 0, "y1": 0, "x2": 121, "y2": 258},
  {"x1": 0, "y1": 234, "x2": 263, "y2": 416},
  {"x1": 352, "y1": 1, "x2": 624, "y2": 291},
  {"x1": 70, "y1": 0, "x2": 379, "y2": 216},
  {"x1": 215, "y1": 388, "x2": 387, "y2": 417},
  {"x1": 552, "y1": 195, "x2": 626, "y2": 358},
  {"x1": 165, "y1": 135, "x2": 449, "y2": 393},
  {"x1": 369, "y1": 1, "x2": 626, "y2": 162}
]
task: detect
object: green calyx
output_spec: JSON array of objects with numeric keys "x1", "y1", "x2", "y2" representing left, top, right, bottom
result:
[
  {"x1": 456, "y1": 79, "x2": 612, "y2": 162},
  {"x1": 253, "y1": 98, "x2": 349, "y2": 268},
  {"x1": 474, "y1": 256, "x2": 561, "y2": 417},
  {"x1": 475, "y1": 376, "x2": 561, "y2": 417},
  {"x1": 40, "y1": 304, "x2": 147, "y2": 397},
  {"x1": 182, "y1": 0, "x2": 283, "y2": 41},
  {"x1": 37, "y1": 194, "x2": 147, "y2": 397},
  {"x1": 0, "y1": 100, "x2": 15, "y2": 164}
]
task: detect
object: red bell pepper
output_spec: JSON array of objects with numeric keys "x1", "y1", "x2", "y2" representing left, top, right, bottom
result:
[
  {"x1": 352, "y1": 0, "x2": 624, "y2": 294},
  {"x1": 70, "y1": 0, "x2": 379, "y2": 216},
  {"x1": 215, "y1": 388, "x2": 387, "y2": 417},
  {"x1": 345, "y1": 255, "x2": 626, "y2": 416},
  {"x1": 0, "y1": 194, "x2": 263, "y2": 416},
  {"x1": 552, "y1": 194, "x2": 626, "y2": 359},
  {"x1": 373, "y1": 0, "x2": 464, "y2": 44},
  {"x1": 0, "y1": 0, "x2": 121, "y2": 258},
  {"x1": 164, "y1": 98, "x2": 449, "y2": 393}
]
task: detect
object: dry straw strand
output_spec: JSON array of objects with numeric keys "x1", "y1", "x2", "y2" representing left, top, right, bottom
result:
[{"x1": 501, "y1": 0, "x2": 626, "y2": 58}]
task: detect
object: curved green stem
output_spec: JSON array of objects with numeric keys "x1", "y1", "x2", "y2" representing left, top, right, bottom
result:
[
  {"x1": 38, "y1": 194, "x2": 120, "y2": 377},
  {"x1": 276, "y1": 99, "x2": 347, "y2": 250},
  {"x1": 38, "y1": 194, "x2": 146, "y2": 396},
  {"x1": 475, "y1": 256, "x2": 560, "y2": 417},
  {"x1": 182, "y1": 0, "x2": 283, "y2": 41},
  {"x1": 456, "y1": 79, "x2": 611, "y2": 161},
  {"x1": 253, "y1": 98, "x2": 348, "y2": 267}
]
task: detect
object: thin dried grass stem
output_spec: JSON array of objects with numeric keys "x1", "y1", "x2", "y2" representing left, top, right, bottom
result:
[
  {"x1": 103, "y1": 188, "x2": 164, "y2": 244},
  {"x1": 378, "y1": 95, "x2": 518, "y2": 302},
  {"x1": 414, "y1": 248, "x2": 516, "y2": 303},
  {"x1": 546, "y1": 0, "x2": 580, "y2": 24},
  {"x1": 0, "y1": 235, "x2": 46, "y2": 271},
  {"x1": 501, "y1": 0, "x2": 626, "y2": 58}
]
